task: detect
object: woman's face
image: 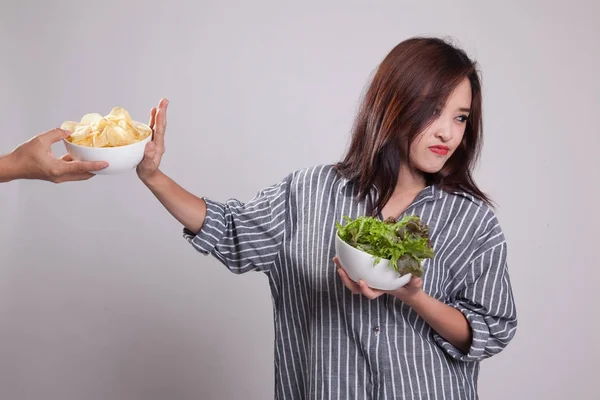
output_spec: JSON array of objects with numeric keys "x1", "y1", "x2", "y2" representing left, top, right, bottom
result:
[{"x1": 409, "y1": 78, "x2": 472, "y2": 174}]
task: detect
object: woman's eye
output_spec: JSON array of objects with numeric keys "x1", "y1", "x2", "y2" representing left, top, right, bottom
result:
[{"x1": 456, "y1": 115, "x2": 468, "y2": 123}]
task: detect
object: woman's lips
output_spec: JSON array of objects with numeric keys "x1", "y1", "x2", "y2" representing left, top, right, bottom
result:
[{"x1": 429, "y1": 145, "x2": 449, "y2": 156}]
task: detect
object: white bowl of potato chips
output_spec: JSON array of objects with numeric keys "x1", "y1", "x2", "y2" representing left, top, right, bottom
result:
[{"x1": 61, "y1": 107, "x2": 152, "y2": 175}]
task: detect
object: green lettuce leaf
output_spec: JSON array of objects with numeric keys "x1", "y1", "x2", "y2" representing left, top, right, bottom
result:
[{"x1": 335, "y1": 214, "x2": 435, "y2": 277}]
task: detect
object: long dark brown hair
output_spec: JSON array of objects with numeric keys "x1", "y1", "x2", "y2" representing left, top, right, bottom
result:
[{"x1": 335, "y1": 37, "x2": 491, "y2": 215}]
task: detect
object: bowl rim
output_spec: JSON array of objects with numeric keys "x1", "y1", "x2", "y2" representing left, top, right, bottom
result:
[{"x1": 63, "y1": 131, "x2": 152, "y2": 150}]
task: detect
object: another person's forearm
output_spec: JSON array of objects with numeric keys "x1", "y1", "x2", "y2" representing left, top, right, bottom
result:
[
  {"x1": 141, "y1": 170, "x2": 207, "y2": 233},
  {"x1": 406, "y1": 292, "x2": 472, "y2": 353},
  {"x1": 0, "y1": 152, "x2": 19, "y2": 183}
]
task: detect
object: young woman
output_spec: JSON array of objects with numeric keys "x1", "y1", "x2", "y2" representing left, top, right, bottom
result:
[{"x1": 138, "y1": 37, "x2": 517, "y2": 399}]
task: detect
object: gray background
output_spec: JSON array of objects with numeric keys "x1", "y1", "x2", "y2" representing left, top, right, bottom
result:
[{"x1": 1, "y1": 0, "x2": 599, "y2": 399}]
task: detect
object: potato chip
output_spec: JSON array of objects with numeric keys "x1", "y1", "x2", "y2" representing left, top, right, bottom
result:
[
  {"x1": 60, "y1": 121, "x2": 78, "y2": 133},
  {"x1": 71, "y1": 125, "x2": 92, "y2": 140},
  {"x1": 107, "y1": 107, "x2": 132, "y2": 122},
  {"x1": 95, "y1": 118, "x2": 109, "y2": 132},
  {"x1": 133, "y1": 122, "x2": 152, "y2": 138},
  {"x1": 92, "y1": 128, "x2": 109, "y2": 147},
  {"x1": 81, "y1": 136, "x2": 94, "y2": 147},
  {"x1": 80, "y1": 113, "x2": 104, "y2": 126},
  {"x1": 62, "y1": 106, "x2": 151, "y2": 148},
  {"x1": 106, "y1": 126, "x2": 131, "y2": 146}
]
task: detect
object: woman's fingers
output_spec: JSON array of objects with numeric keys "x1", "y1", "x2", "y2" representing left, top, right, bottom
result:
[
  {"x1": 149, "y1": 107, "x2": 157, "y2": 130},
  {"x1": 140, "y1": 141, "x2": 157, "y2": 168},
  {"x1": 334, "y1": 257, "x2": 386, "y2": 299},
  {"x1": 334, "y1": 257, "x2": 361, "y2": 294},
  {"x1": 338, "y1": 269, "x2": 362, "y2": 295},
  {"x1": 358, "y1": 280, "x2": 385, "y2": 300},
  {"x1": 408, "y1": 276, "x2": 423, "y2": 289},
  {"x1": 153, "y1": 99, "x2": 169, "y2": 153}
]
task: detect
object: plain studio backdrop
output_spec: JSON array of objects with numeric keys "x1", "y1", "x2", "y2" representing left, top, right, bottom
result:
[{"x1": 1, "y1": 1, "x2": 599, "y2": 399}]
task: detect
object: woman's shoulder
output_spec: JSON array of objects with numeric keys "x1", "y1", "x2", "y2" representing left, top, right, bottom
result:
[
  {"x1": 440, "y1": 188, "x2": 507, "y2": 254},
  {"x1": 286, "y1": 163, "x2": 345, "y2": 190}
]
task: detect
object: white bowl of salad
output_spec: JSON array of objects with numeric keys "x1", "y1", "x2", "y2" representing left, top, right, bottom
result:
[{"x1": 334, "y1": 215, "x2": 435, "y2": 291}]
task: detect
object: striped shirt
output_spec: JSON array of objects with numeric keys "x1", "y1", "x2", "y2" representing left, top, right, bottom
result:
[{"x1": 183, "y1": 164, "x2": 518, "y2": 399}]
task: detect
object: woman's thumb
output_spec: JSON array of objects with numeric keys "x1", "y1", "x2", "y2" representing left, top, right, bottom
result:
[{"x1": 144, "y1": 141, "x2": 156, "y2": 158}]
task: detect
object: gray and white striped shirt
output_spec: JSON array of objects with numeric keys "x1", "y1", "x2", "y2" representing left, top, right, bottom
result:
[{"x1": 183, "y1": 164, "x2": 517, "y2": 399}]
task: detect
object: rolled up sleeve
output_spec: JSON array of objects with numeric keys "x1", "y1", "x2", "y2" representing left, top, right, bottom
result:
[
  {"x1": 434, "y1": 241, "x2": 518, "y2": 362},
  {"x1": 183, "y1": 174, "x2": 292, "y2": 274}
]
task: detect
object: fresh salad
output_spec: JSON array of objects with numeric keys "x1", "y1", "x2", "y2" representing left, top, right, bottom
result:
[{"x1": 335, "y1": 214, "x2": 435, "y2": 277}]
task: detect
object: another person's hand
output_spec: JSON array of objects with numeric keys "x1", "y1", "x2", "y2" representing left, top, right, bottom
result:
[
  {"x1": 6, "y1": 128, "x2": 108, "y2": 183},
  {"x1": 137, "y1": 98, "x2": 169, "y2": 183},
  {"x1": 334, "y1": 256, "x2": 424, "y2": 304}
]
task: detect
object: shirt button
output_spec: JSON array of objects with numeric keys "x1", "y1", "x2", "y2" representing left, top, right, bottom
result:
[{"x1": 373, "y1": 326, "x2": 380, "y2": 333}]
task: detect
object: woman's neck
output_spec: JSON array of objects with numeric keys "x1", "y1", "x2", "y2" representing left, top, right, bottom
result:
[
  {"x1": 380, "y1": 164, "x2": 426, "y2": 220},
  {"x1": 395, "y1": 164, "x2": 426, "y2": 196}
]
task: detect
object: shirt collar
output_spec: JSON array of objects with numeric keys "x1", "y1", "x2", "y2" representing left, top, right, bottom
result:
[{"x1": 339, "y1": 176, "x2": 444, "y2": 203}]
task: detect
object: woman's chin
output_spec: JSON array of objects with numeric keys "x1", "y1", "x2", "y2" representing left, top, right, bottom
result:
[{"x1": 415, "y1": 163, "x2": 444, "y2": 175}]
